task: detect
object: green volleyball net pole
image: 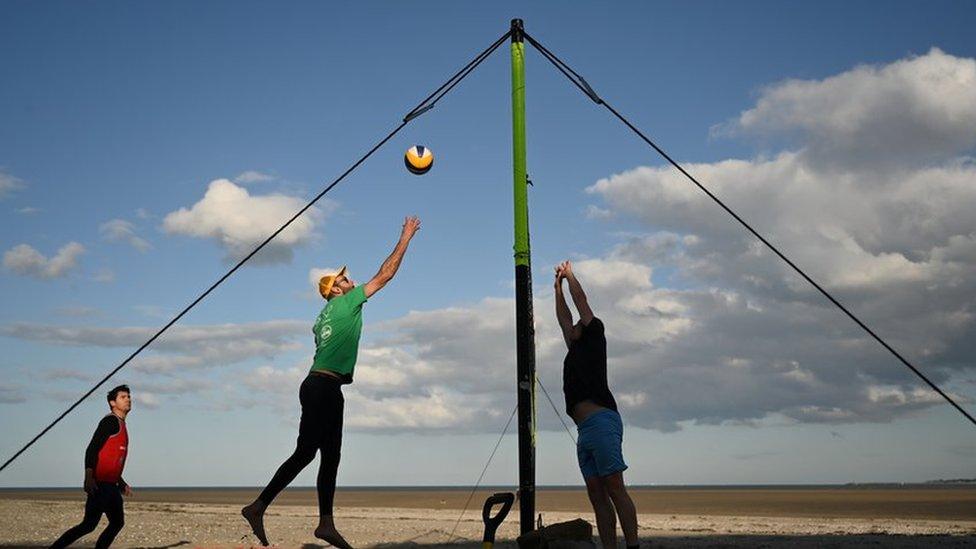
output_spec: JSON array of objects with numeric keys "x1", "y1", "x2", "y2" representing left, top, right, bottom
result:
[{"x1": 510, "y1": 18, "x2": 537, "y2": 535}]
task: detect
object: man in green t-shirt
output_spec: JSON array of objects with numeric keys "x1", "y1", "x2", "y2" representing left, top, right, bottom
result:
[{"x1": 243, "y1": 216, "x2": 421, "y2": 548}]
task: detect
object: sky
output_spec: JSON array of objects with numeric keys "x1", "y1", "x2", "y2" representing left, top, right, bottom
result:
[{"x1": 2, "y1": 1, "x2": 976, "y2": 488}]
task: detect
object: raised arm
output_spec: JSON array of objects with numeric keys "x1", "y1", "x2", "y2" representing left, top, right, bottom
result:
[
  {"x1": 364, "y1": 216, "x2": 421, "y2": 299},
  {"x1": 561, "y1": 260, "x2": 594, "y2": 325},
  {"x1": 554, "y1": 265, "x2": 576, "y2": 348}
]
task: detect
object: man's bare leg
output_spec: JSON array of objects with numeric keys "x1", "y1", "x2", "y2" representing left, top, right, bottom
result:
[
  {"x1": 241, "y1": 499, "x2": 269, "y2": 546},
  {"x1": 314, "y1": 515, "x2": 353, "y2": 549},
  {"x1": 605, "y1": 472, "x2": 638, "y2": 547},
  {"x1": 586, "y1": 476, "x2": 617, "y2": 548}
]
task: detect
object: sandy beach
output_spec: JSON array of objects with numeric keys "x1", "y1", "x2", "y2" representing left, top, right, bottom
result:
[{"x1": 2, "y1": 486, "x2": 975, "y2": 548}]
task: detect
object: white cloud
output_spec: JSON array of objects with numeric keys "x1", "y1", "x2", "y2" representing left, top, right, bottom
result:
[
  {"x1": 866, "y1": 385, "x2": 952, "y2": 406},
  {"x1": 17, "y1": 207, "x2": 40, "y2": 215},
  {"x1": 587, "y1": 155, "x2": 976, "y2": 292},
  {"x1": 241, "y1": 365, "x2": 307, "y2": 414},
  {"x1": 1, "y1": 320, "x2": 308, "y2": 375},
  {"x1": 91, "y1": 268, "x2": 115, "y2": 283},
  {"x1": 3, "y1": 242, "x2": 84, "y2": 279},
  {"x1": 0, "y1": 383, "x2": 27, "y2": 404},
  {"x1": 100, "y1": 219, "x2": 151, "y2": 252},
  {"x1": 0, "y1": 169, "x2": 25, "y2": 199},
  {"x1": 55, "y1": 306, "x2": 100, "y2": 318},
  {"x1": 134, "y1": 392, "x2": 161, "y2": 409},
  {"x1": 235, "y1": 170, "x2": 276, "y2": 184},
  {"x1": 718, "y1": 48, "x2": 976, "y2": 170},
  {"x1": 162, "y1": 179, "x2": 326, "y2": 264},
  {"x1": 138, "y1": 379, "x2": 214, "y2": 396},
  {"x1": 344, "y1": 388, "x2": 493, "y2": 431},
  {"x1": 133, "y1": 305, "x2": 168, "y2": 319},
  {"x1": 578, "y1": 49, "x2": 976, "y2": 429},
  {"x1": 244, "y1": 365, "x2": 306, "y2": 394},
  {"x1": 585, "y1": 205, "x2": 613, "y2": 220},
  {"x1": 571, "y1": 259, "x2": 653, "y2": 291},
  {"x1": 43, "y1": 369, "x2": 92, "y2": 382}
]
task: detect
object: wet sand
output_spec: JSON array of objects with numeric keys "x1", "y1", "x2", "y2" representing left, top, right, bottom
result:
[{"x1": 2, "y1": 486, "x2": 975, "y2": 547}]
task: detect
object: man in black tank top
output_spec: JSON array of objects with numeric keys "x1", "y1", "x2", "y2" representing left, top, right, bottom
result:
[{"x1": 555, "y1": 261, "x2": 639, "y2": 549}]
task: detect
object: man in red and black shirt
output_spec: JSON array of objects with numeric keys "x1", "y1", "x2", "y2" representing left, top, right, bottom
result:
[{"x1": 51, "y1": 385, "x2": 133, "y2": 549}]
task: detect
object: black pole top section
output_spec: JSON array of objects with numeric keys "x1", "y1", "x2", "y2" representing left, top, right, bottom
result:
[{"x1": 511, "y1": 19, "x2": 524, "y2": 43}]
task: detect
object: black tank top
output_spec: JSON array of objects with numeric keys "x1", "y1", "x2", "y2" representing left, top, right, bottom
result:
[{"x1": 562, "y1": 317, "x2": 618, "y2": 417}]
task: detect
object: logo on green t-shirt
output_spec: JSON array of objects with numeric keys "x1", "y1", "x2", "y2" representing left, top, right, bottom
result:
[{"x1": 311, "y1": 285, "x2": 368, "y2": 382}]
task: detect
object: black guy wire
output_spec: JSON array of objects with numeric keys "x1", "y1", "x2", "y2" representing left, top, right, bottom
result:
[
  {"x1": 523, "y1": 34, "x2": 602, "y2": 105},
  {"x1": 405, "y1": 30, "x2": 511, "y2": 122},
  {"x1": 523, "y1": 31, "x2": 976, "y2": 429},
  {"x1": 537, "y1": 376, "x2": 577, "y2": 446},
  {"x1": 446, "y1": 404, "x2": 518, "y2": 544},
  {"x1": 0, "y1": 30, "x2": 512, "y2": 475}
]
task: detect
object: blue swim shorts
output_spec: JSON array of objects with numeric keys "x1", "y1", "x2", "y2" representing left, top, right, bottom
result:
[{"x1": 576, "y1": 409, "x2": 628, "y2": 479}]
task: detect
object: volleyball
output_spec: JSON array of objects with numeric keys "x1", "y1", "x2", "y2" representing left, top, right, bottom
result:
[{"x1": 404, "y1": 145, "x2": 434, "y2": 175}]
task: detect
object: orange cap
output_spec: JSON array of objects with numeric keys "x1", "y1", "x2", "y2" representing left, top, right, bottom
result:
[{"x1": 318, "y1": 266, "x2": 347, "y2": 299}]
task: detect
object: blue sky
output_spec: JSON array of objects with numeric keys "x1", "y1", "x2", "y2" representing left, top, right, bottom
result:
[{"x1": 2, "y1": 1, "x2": 976, "y2": 488}]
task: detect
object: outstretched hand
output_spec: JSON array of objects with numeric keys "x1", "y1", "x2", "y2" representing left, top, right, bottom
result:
[
  {"x1": 554, "y1": 264, "x2": 565, "y2": 289},
  {"x1": 558, "y1": 260, "x2": 573, "y2": 278},
  {"x1": 401, "y1": 216, "x2": 421, "y2": 240}
]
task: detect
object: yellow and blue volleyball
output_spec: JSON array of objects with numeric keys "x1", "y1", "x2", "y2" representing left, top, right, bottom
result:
[{"x1": 404, "y1": 145, "x2": 434, "y2": 175}]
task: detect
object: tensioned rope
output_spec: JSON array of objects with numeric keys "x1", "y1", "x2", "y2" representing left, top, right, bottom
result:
[
  {"x1": 538, "y1": 376, "x2": 577, "y2": 446},
  {"x1": 0, "y1": 29, "x2": 513, "y2": 474},
  {"x1": 444, "y1": 378, "x2": 574, "y2": 544},
  {"x1": 522, "y1": 31, "x2": 976, "y2": 428},
  {"x1": 446, "y1": 404, "x2": 518, "y2": 543}
]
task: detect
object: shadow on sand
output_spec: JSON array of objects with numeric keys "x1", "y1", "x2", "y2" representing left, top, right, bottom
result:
[
  {"x1": 0, "y1": 540, "x2": 190, "y2": 549},
  {"x1": 366, "y1": 533, "x2": 975, "y2": 548},
  {"x1": 4, "y1": 535, "x2": 976, "y2": 548}
]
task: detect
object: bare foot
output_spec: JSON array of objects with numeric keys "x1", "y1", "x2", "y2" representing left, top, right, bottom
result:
[
  {"x1": 241, "y1": 501, "x2": 269, "y2": 546},
  {"x1": 314, "y1": 526, "x2": 353, "y2": 549}
]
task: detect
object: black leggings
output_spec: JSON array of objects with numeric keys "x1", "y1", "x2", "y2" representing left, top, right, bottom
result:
[
  {"x1": 51, "y1": 482, "x2": 124, "y2": 549},
  {"x1": 259, "y1": 374, "x2": 344, "y2": 516}
]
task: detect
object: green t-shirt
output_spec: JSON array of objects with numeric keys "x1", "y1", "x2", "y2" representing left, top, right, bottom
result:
[{"x1": 310, "y1": 285, "x2": 367, "y2": 383}]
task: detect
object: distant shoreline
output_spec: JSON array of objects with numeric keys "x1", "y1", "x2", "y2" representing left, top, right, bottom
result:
[{"x1": 4, "y1": 484, "x2": 975, "y2": 521}]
